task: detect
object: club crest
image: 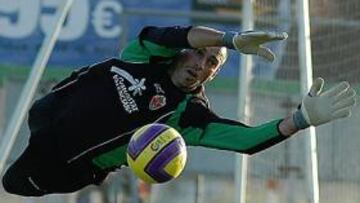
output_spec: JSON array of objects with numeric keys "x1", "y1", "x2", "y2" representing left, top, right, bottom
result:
[{"x1": 149, "y1": 95, "x2": 166, "y2": 110}]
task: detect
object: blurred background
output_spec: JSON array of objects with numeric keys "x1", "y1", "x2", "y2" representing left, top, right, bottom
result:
[{"x1": 0, "y1": 0, "x2": 360, "y2": 202}]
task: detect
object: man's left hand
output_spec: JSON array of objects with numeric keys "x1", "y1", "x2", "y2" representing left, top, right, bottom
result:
[{"x1": 223, "y1": 31, "x2": 288, "y2": 62}]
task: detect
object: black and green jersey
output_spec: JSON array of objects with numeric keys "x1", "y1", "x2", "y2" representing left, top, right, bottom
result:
[
  {"x1": 3, "y1": 26, "x2": 290, "y2": 196},
  {"x1": 48, "y1": 26, "x2": 287, "y2": 174}
]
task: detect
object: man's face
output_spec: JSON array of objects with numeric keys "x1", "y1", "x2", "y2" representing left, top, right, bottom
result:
[{"x1": 170, "y1": 47, "x2": 227, "y2": 92}]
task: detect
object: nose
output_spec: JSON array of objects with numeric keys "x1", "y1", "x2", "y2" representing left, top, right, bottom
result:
[{"x1": 194, "y1": 60, "x2": 205, "y2": 71}]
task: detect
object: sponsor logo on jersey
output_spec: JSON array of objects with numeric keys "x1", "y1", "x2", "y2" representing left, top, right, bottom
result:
[
  {"x1": 112, "y1": 74, "x2": 139, "y2": 114},
  {"x1": 149, "y1": 95, "x2": 167, "y2": 111},
  {"x1": 111, "y1": 66, "x2": 146, "y2": 96}
]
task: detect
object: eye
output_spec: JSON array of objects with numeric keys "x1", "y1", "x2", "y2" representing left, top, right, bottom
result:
[
  {"x1": 208, "y1": 56, "x2": 219, "y2": 67},
  {"x1": 196, "y1": 49, "x2": 205, "y2": 57}
]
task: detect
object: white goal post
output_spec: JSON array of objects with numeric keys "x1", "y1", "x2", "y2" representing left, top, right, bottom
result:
[{"x1": 0, "y1": 0, "x2": 74, "y2": 175}]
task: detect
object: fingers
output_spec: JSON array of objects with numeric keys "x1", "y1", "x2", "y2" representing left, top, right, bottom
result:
[
  {"x1": 234, "y1": 31, "x2": 288, "y2": 62},
  {"x1": 334, "y1": 87, "x2": 356, "y2": 103},
  {"x1": 241, "y1": 31, "x2": 288, "y2": 42},
  {"x1": 257, "y1": 46, "x2": 275, "y2": 62},
  {"x1": 333, "y1": 96, "x2": 356, "y2": 110},
  {"x1": 309, "y1": 77, "x2": 324, "y2": 97},
  {"x1": 332, "y1": 107, "x2": 352, "y2": 119},
  {"x1": 266, "y1": 31, "x2": 288, "y2": 41},
  {"x1": 331, "y1": 85, "x2": 356, "y2": 120},
  {"x1": 324, "y1": 81, "x2": 350, "y2": 97}
]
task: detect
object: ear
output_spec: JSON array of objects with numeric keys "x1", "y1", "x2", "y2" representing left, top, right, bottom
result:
[
  {"x1": 201, "y1": 72, "x2": 217, "y2": 84},
  {"x1": 208, "y1": 75, "x2": 216, "y2": 82},
  {"x1": 208, "y1": 68, "x2": 221, "y2": 81}
]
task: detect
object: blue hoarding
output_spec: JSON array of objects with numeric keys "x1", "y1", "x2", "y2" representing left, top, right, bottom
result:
[
  {"x1": 0, "y1": 0, "x2": 193, "y2": 67},
  {"x1": 0, "y1": 0, "x2": 289, "y2": 79},
  {"x1": 0, "y1": 0, "x2": 128, "y2": 67}
]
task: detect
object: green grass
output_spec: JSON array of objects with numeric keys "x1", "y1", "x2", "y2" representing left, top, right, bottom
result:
[
  {"x1": 0, "y1": 64, "x2": 73, "y2": 86},
  {"x1": 208, "y1": 77, "x2": 300, "y2": 95}
]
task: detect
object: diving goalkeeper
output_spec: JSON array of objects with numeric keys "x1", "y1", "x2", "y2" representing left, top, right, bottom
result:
[{"x1": 2, "y1": 26, "x2": 356, "y2": 196}]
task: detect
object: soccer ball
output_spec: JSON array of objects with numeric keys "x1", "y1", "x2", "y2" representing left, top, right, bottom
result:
[{"x1": 127, "y1": 123, "x2": 187, "y2": 183}]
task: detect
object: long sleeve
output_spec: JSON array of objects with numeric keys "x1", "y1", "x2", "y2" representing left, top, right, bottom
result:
[
  {"x1": 120, "y1": 26, "x2": 192, "y2": 64},
  {"x1": 165, "y1": 96, "x2": 289, "y2": 155},
  {"x1": 193, "y1": 118, "x2": 287, "y2": 154}
]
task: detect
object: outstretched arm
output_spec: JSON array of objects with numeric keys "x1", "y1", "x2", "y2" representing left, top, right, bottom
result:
[
  {"x1": 121, "y1": 25, "x2": 287, "y2": 63},
  {"x1": 167, "y1": 97, "x2": 289, "y2": 154},
  {"x1": 170, "y1": 78, "x2": 356, "y2": 154},
  {"x1": 187, "y1": 26, "x2": 288, "y2": 62},
  {"x1": 187, "y1": 26, "x2": 225, "y2": 48}
]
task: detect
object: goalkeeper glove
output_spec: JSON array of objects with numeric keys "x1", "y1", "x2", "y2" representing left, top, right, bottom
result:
[
  {"x1": 222, "y1": 31, "x2": 288, "y2": 62},
  {"x1": 293, "y1": 77, "x2": 357, "y2": 129}
]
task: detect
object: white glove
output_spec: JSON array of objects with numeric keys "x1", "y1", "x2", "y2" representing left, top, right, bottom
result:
[
  {"x1": 223, "y1": 31, "x2": 288, "y2": 62},
  {"x1": 293, "y1": 77, "x2": 357, "y2": 129}
]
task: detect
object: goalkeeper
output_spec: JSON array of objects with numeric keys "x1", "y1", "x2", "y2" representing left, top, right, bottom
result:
[{"x1": 2, "y1": 26, "x2": 356, "y2": 196}]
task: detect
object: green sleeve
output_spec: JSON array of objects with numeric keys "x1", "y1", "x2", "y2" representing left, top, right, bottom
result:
[
  {"x1": 165, "y1": 97, "x2": 288, "y2": 154},
  {"x1": 120, "y1": 40, "x2": 180, "y2": 63},
  {"x1": 92, "y1": 99, "x2": 287, "y2": 170},
  {"x1": 92, "y1": 145, "x2": 128, "y2": 170},
  {"x1": 186, "y1": 119, "x2": 287, "y2": 154}
]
